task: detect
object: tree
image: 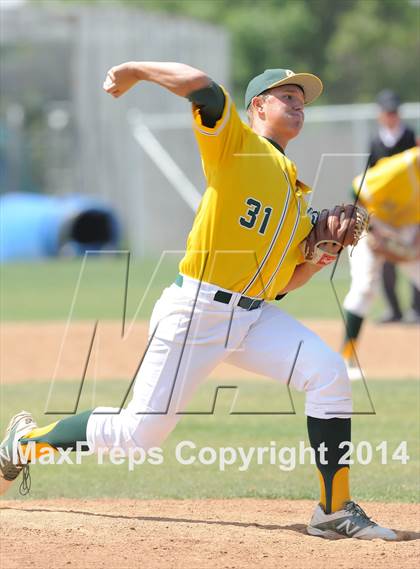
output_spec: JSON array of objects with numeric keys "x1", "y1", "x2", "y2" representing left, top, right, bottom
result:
[
  {"x1": 53, "y1": 0, "x2": 420, "y2": 103},
  {"x1": 325, "y1": 0, "x2": 420, "y2": 102}
]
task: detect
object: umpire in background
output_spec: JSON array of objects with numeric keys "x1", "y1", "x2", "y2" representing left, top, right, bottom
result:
[{"x1": 369, "y1": 89, "x2": 419, "y2": 323}]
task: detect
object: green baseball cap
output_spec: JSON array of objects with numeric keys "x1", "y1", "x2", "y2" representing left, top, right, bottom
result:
[{"x1": 244, "y1": 68, "x2": 323, "y2": 109}]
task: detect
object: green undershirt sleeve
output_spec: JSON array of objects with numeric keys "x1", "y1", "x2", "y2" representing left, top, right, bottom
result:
[{"x1": 187, "y1": 81, "x2": 226, "y2": 128}]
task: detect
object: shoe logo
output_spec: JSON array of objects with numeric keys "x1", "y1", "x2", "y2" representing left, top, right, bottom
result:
[{"x1": 336, "y1": 519, "x2": 360, "y2": 536}]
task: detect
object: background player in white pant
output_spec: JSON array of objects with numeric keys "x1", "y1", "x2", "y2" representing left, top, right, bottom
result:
[
  {"x1": 369, "y1": 90, "x2": 418, "y2": 324},
  {"x1": 342, "y1": 147, "x2": 420, "y2": 380},
  {"x1": 0, "y1": 62, "x2": 395, "y2": 540}
]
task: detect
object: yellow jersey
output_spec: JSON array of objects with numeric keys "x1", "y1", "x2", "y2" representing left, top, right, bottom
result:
[
  {"x1": 354, "y1": 147, "x2": 420, "y2": 227},
  {"x1": 179, "y1": 87, "x2": 313, "y2": 300}
]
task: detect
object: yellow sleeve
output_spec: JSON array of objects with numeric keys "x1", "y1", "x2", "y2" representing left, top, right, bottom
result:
[
  {"x1": 352, "y1": 148, "x2": 420, "y2": 223},
  {"x1": 191, "y1": 86, "x2": 245, "y2": 169}
]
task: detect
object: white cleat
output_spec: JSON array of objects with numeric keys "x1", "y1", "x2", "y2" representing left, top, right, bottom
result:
[
  {"x1": 307, "y1": 501, "x2": 397, "y2": 540},
  {"x1": 0, "y1": 411, "x2": 37, "y2": 496}
]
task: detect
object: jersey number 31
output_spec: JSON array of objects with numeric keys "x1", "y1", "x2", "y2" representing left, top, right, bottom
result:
[{"x1": 239, "y1": 198, "x2": 273, "y2": 235}]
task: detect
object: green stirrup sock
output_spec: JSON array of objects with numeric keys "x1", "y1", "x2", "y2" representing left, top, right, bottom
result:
[
  {"x1": 343, "y1": 310, "x2": 363, "y2": 343},
  {"x1": 307, "y1": 416, "x2": 351, "y2": 514},
  {"x1": 20, "y1": 410, "x2": 93, "y2": 451}
]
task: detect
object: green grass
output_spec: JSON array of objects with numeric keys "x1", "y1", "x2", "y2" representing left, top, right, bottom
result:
[
  {"x1": 0, "y1": 256, "x2": 178, "y2": 322},
  {"x1": 1, "y1": 258, "x2": 417, "y2": 503},
  {"x1": 1, "y1": 378, "x2": 418, "y2": 502},
  {"x1": 0, "y1": 257, "x2": 414, "y2": 321}
]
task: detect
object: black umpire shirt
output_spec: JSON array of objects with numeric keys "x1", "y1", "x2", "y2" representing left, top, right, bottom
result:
[{"x1": 369, "y1": 125, "x2": 416, "y2": 167}]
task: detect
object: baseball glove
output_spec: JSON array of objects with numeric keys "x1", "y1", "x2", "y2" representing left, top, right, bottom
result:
[
  {"x1": 367, "y1": 221, "x2": 420, "y2": 263},
  {"x1": 302, "y1": 204, "x2": 369, "y2": 266}
]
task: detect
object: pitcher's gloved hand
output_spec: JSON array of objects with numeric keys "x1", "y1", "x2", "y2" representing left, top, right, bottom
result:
[{"x1": 302, "y1": 205, "x2": 369, "y2": 266}]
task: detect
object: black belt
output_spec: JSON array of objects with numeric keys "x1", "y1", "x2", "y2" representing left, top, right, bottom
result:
[{"x1": 175, "y1": 274, "x2": 263, "y2": 311}]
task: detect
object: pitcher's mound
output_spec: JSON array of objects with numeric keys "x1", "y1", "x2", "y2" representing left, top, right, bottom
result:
[{"x1": 1, "y1": 499, "x2": 419, "y2": 568}]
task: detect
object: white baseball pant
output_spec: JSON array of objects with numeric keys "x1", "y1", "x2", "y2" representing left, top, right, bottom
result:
[
  {"x1": 87, "y1": 277, "x2": 352, "y2": 452},
  {"x1": 343, "y1": 228, "x2": 420, "y2": 318}
]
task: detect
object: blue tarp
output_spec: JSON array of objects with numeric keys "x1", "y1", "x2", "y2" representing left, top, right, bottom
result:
[{"x1": 0, "y1": 193, "x2": 120, "y2": 262}]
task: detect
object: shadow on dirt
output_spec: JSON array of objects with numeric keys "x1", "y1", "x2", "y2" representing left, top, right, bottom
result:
[{"x1": 2, "y1": 506, "x2": 419, "y2": 541}]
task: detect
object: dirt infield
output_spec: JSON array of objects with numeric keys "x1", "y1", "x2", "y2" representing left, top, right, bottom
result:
[
  {"x1": 1, "y1": 319, "x2": 419, "y2": 384},
  {"x1": 1, "y1": 499, "x2": 419, "y2": 569}
]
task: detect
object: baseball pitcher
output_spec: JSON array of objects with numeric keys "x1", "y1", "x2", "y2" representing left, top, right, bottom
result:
[{"x1": 0, "y1": 62, "x2": 395, "y2": 540}]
